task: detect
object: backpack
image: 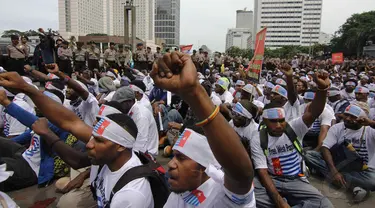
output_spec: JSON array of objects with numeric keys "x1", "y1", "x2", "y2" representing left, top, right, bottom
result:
[
  {"x1": 259, "y1": 123, "x2": 306, "y2": 175},
  {"x1": 91, "y1": 152, "x2": 170, "y2": 208}
]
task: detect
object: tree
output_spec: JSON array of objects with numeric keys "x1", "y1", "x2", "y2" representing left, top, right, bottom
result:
[
  {"x1": 1, "y1": 30, "x2": 22, "y2": 37},
  {"x1": 226, "y1": 46, "x2": 253, "y2": 59},
  {"x1": 330, "y1": 11, "x2": 375, "y2": 56}
]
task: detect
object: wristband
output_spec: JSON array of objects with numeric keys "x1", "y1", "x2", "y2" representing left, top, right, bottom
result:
[
  {"x1": 195, "y1": 106, "x2": 220, "y2": 127},
  {"x1": 317, "y1": 86, "x2": 329, "y2": 91}
]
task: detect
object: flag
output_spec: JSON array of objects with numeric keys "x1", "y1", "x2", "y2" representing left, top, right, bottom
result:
[
  {"x1": 175, "y1": 130, "x2": 192, "y2": 147},
  {"x1": 332, "y1": 52, "x2": 344, "y2": 64},
  {"x1": 246, "y1": 28, "x2": 267, "y2": 83},
  {"x1": 180, "y1": 45, "x2": 193, "y2": 54}
]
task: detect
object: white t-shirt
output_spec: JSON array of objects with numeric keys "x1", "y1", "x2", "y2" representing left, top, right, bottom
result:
[
  {"x1": 284, "y1": 100, "x2": 300, "y2": 122},
  {"x1": 67, "y1": 93, "x2": 99, "y2": 126},
  {"x1": 4, "y1": 97, "x2": 35, "y2": 137},
  {"x1": 88, "y1": 78, "x2": 99, "y2": 95},
  {"x1": 251, "y1": 117, "x2": 309, "y2": 176},
  {"x1": 92, "y1": 153, "x2": 154, "y2": 208},
  {"x1": 139, "y1": 94, "x2": 152, "y2": 113},
  {"x1": 0, "y1": 192, "x2": 18, "y2": 208},
  {"x1": 229, "y1": 120, "x2": 259, "y2": 143},
  {"x1": 216, "y1": 91, "x2": 234, "y2": 104},
  {"x1": 164, "y1": 177, "x2": 255, "y2": 208},
  {"x1": 22, "y1": 133, "x2": 41, "y2": 175},
  {"x1": 257, "y1": 96, "x2": 270, "y2": 105},
  {"x1": 210, "y1": 93, "x2": 222, "y2": 106},
  {"x1": 323, "y1": 123, "x2": 375, "y2": 169},
  {"x1": 128, "y1": 102, "x2": 159, "y2": 156},
  {"x1": 340, "y1": 89, "x2": 355, "y2": 101},
  {"x1": 299, "y1": 103, "x2": 335, "y2": 125}
]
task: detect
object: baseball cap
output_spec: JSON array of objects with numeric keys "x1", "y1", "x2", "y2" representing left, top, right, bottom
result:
[
  {"x1": 112, "y1": 87, "x2": 135, "y2": 103},
  {"x1": 216, "y1": 78, "x2": 229, "y2": 91}
]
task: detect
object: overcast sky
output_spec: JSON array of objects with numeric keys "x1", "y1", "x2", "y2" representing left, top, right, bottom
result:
[{"x1": 0, "y1": 0, "x2": 374, "y2": 52}]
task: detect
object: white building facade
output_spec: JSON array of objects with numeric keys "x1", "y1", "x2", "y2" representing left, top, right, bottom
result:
[
  {"x1": 58, "y1": 0, "x2": 105, "y2": 38},
  {"x1": 254, "y1": 0, "x2": 322, "y2": 49},
  {"x1": 226, "y1": 28, "x2": 252, "y2": 50},
  {"x1": 58, "y1": 0, "x2": 154, "y2": 42},
  {"x1": 236, "y1": 10, "x2": 254, "y2": 32}
]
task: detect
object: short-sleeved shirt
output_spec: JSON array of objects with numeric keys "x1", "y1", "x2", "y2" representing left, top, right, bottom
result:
[
  {"x1": 74, "y1": 48, "x2": 86, "y2": 61},
  {"x1": 216, "y1": 91, "x2": 234, "y2": 104},
  {"x1": 134, "y1": 49, "x2": 147, "y2": 62},
  {"x1": 7, "y1": 44, "x2": 27, "y2": 59},
  {"x1": 323, "y1": 123, "x2": 375, "y2": 169},
  {"x1": 146, "y1": 52, "x2": 155, "y2": 62},
  {"x1": 58, "y1": 47, "x2": 72, "y2": 60},
  {"x1": 154, "y1": 52, "x2": 163, "y2": 60},
  {"x1": 87, "y1": 48, "x2": 100, "y2": 60},
  {"x1": 164, "y1": 177, "x2": 256, "y2": 208},
  {"x1": 299, "y1": 103, "x2": 335, "y2": 136},
  {"x1": 104, "y1": 49, "x2": 116, "y2": 61},
  {"x1": 116, "y1": 50, "x2": 130, "y2": 64},
  {"x1": 92, "y1": 153, "x2": 154, "y2": 207},
  {"x1": 229, "y1": 120, "x2": 259, "y2": 143},
  {"x1": 284, "y1": 100, "x2": 300, "y2": 122},
  {"x1": 128, "y1": 102, "x2": 159, "y2": 156},
  {"x1": 67, "y1": 93, "x2": 99, "y2": 126},
  {"x1": 251, "y1": 117, "x2": 309, "y2": 176},
  {"x1": 4, "y1": 97, "x2": 35, "y2": 137}
]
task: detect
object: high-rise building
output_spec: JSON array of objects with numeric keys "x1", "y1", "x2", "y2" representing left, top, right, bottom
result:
[
  {"x1": 58, "y1": 0, "x2": 105, "y2": 38},
  {"x1": 225, "y1": 9, "x2": 253, "y2": 50},
  {"x1": 155, "y1": 0, "x2": 181, "y2": 46},
  {"x1": 111, "y1": 0, "x2": 155, "y2": 41},
  {"x1": 58, "y1": 0, "x2": 154, "y2": 42},
  {"x1": 254, "y1": 0, "x2": 323, "y2": 49},
  {"x1": 236, "y1": 10, "x2": 254, "y2": 31}
]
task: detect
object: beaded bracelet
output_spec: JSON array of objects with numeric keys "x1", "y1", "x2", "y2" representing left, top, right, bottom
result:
[{"x1": 195, "y1": 106, "x2": 220, "y2": 127}]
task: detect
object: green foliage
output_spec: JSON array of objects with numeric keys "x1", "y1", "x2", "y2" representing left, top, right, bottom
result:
[
  {"x1": 263, "y1": 44, "x2": 328, "y2": 59},
  {"x1": 330, "y1": 11, "x2": 375, "y2": 56},
  {"x1": 226, "y1": 46, "x2": 253, "y2": 59},
  {"x1": 1, "y1": 29, "x2": 51, "y2": 38},
  {"x1": 86, "y1": 33, "x2": 108, "y2": 36}
]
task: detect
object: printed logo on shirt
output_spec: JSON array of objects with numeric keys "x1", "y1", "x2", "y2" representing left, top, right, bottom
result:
[
  {"x1": 24, "y1": 135, "x2": 40, "y2": 157},
  {"x1": 96, "y1": 176, "x2": 109, "y2": 208},
  {"x1": 270, "y1": 150, "x2": 301, "y2": 176},
  {"x1": 175, "y1": 130, "x2": 192, "y2": 147},
  {"x1": 183, "y1": 190, "x2": 206, "y2": 206}
]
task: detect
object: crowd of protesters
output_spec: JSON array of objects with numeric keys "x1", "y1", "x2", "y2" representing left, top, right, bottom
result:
[{"x1": 0, "y1": 33, "x2": 374, "y2": 207}]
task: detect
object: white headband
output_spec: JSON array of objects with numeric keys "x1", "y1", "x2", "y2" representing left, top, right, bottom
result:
[
  {"x1": 232, "y1": 103, "x2": 253, "y2": 119},
  {"x1": 262, "y1": 108, "x2": 286, "y2": 119},
  {"x1": 92, "y1": 116, "x2": 136, "y2": 148},
  {"x1": 98, "y1": 105, "x2": 122, "y2": 117}
]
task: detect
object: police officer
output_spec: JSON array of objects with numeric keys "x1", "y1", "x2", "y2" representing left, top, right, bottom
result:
[
  {"x1": 133, "y1": 43, "x2": 147, "y2": 70},
  {"x1": 7, "y1": 35, "x2": 28, "y2": 75},
  {"x1": 58, "y1": 41, "x2": 73, "y2": 76},
  {"x1": 146, "y1": 47, "x2": 155, "y2": 72},
  {"x1": 116, "y1": 44, "x2": 130, "y2": 68},
  {"x1": 21, "y1": 36, "x2": 30, "y2": 58},
  {"x1": 104, "y1": 42, "x2": 117, "y2": 68},
  {"x1": 87, "y1": 41, "x2": 100, "y2": 71},
  {"x1": 73, "y1": 42, "x2": 86, "y2": 72},
  {"x1": 154, "y1": 47, "x2": 162, "y2": 60}
]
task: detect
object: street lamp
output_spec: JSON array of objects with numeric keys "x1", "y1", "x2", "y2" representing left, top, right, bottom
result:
[
  {"x1": 123, "y1": 0, "x2": 136, "y2": 53},
  {"x1": 309, "y1": 29, "x2": 312, "y2": 56}
]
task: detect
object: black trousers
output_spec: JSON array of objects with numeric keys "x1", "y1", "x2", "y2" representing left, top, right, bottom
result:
[
  {"x1": 88, "y1": 59, "x2": 99, "y2": 71},
  {"x1": 59, "y1": 59, "x2": 73, "y2": 76},
  {"x1": 148, "y1": 62, "x2": 153, "y2": 72},
  {"x1": 74, "y1": 61, "x2": 86, "y2": 72},
  {"x1": 7, "y1": 58, "x2": 25, "y2": 76},
  {"x1": 107, "y1": 60, "x2": 117, "y2": 69},
  {"x1": 0, "y1": 138, "x2": 37, "y2": 192},
  {"x1": 134, "y1": 61, "x2": 148, "y2": 71}
]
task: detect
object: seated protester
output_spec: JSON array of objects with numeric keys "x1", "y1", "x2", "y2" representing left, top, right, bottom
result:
[
  {"x1": 250, "y1": 71, "x2": 334, "y2": 208},
  {"x1": 229, "y1": 101, "x2": 259, "y2": 155},
  {"x1": 340, "y1": 79, "x2": 356, "y2": 101},
  {"x1": 0, "y1": 71, "x2": 154, "y2": 207},
  {"x1": 76, "y1": 70, "x2": 99, "y2": 97},
  {"x1": 130, "y1": 79, "x2": 152, "y2": 112},
  {"x1": 143, "y1": 71, "x2": 155, "y2": 96},
  {"x1": 152, "y1": 51, "x2": 255, "y2": 207},
  {"x1": 327, "y1": 87, "x2": 350, "y2": 123},
  {"x1": 233, "y1": 80, "x2": 245, "y2": 100},
  {"x1": 241, "y1": 84, "x2": 265, "y2": 111},
  {"x1": 353, "y1": 86, "x2": 370, "y2": 107},
  {"x1": 112, "y1": 86, "x2": 159, "y2": 157},
  {"x1": 299, "y1": 90, "x2": 335, "y2": 150},
  {"x1": 296, "y1": 78, "x2": 308, "y2": 104},
  {"x1": 3, "y1": 77, "x2": 36, "y2": 138},
  {"x1": 367, "y1": 83, "x2": 375, "y2": 108},
  {"x1": 200, "y1": 80, "x2": 221, "y2": 106},
  {"x1": 214, "y1": 77, "x2": 233, "y2": 104},
  {"x1": 47, "y1": 66, "x2": 99, "y2": 126},
  {"x1": 0, "y1": 89, "x2": 76, "y2": 191},
  {"x1": 257, "y1": 81, "x2": 274, "y2": 105},
  {"x1": 305, "y1": 105, "x2": 375, "y2": 202},
  {"x1": 97, "y1": 76, "x2": 117, "y2": 103}
]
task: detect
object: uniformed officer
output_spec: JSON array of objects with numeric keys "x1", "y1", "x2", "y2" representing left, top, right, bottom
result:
[
  {"x1": 7, "y1": 35, "x2": 28, "y2": 75},
  {"x1": 116, "y1": 44, "x2": 130, "y2": 68},
  {"x1": 57, "y1": 41, "x2": 73, "y2": 76},
  {"x1": 104, "y1": 42, "x2": 117, "y2": 69},
  {"x1": 146, "y1": 47, "x2": 155, "y2": 72},
  {"x1": 203, "y1": 51, "x2": 210, "y2": 71},
  {"x1": 73, "y1": 42, "x2": 86, "y2": 72},
  {"x1": 21, "y1": 36, "x2": 30, "y2": 58},
  {"x1": 154, "y1": 47, "x2": 163, "y2": 60},
  {"x1": 133, "y1": 43, "x2": 147, "y2": 70},
  {"x1": 87, "y1": 41, "x2": 100, "y2": 71}
]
